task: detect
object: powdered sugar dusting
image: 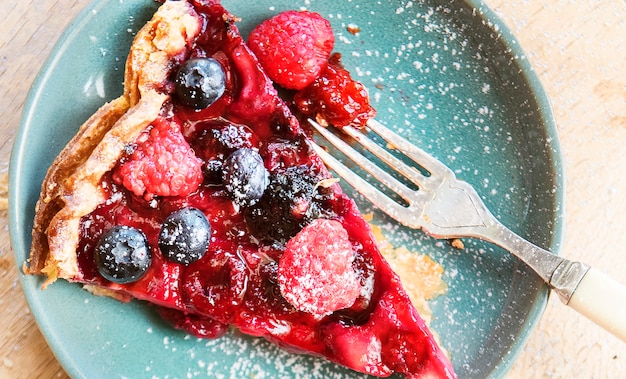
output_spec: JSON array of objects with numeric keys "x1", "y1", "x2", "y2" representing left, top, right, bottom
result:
[
  {"x1": 308, "y1": 0, "x2": 552, "y2": 376},
  {"x1": 140, "y1": 329, "x2": 370, "y2": 378},
  {"x1": 55, "y1": 0, "x2": 557, "y2": 377}
]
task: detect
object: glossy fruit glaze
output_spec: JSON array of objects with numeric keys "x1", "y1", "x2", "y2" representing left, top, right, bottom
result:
[
  {"x1": 295, "y1": 53, "x2": 376, "y2": 128},
  {"x1": 75, "y1": 1, "x2": 455, "y2": 377}
]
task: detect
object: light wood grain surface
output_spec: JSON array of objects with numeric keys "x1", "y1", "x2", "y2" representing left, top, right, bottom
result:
[{"x1": 1, "y1": 0, "x2": 624, "y2": 378}]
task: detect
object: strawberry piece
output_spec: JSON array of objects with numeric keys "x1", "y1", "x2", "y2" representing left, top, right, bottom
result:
[
  {"x1": 277, "y1": 218, "x2": 361, "y2": 317},
  {"x1": 295, "y1": 53, "x2": 376, "y2": 128},
  {"x1": 248, "y1": 10, "x2": 335, "y2": 90},
  {"x1": 323, "y1": 325, "x2": 392, "y2": 377},
  {"x1": 113, "y1": 117, "x2": 203, "y2": 200}
]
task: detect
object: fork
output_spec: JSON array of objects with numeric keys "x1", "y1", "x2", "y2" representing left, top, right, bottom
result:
[{"x1": 308, "y1": 118, "x2": 626, "y2": 342}]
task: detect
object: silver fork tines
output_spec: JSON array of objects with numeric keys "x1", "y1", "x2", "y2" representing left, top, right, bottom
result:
[
  {"x1": 308, "y1": 118, "x2": 588, "y2": 305},
  {"x1": 310, "y1": 119, "x2": 491, "y2": 234}
]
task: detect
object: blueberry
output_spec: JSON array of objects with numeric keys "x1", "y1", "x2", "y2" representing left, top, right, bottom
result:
[
  {"x1": 175, "y1": 58, "x2": 226, "y2": 109},
  {"x1": 222, "y1": 148, "x2": 269, "y2": 207},
  {"x1": 95, "y1": 226, "x2": 151, "y2": 284},
  {"x1": 159, "y1": 207, "x2": 211, "y2": 265}
]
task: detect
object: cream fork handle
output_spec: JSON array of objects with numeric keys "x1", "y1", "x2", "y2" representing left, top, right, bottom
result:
[
  {"x1": 487, "y1": 221, "x2": 626, "y2": 343},
  {"x1": 567, "y1": 268, "x2": 626, "y2": 342},
  {"x1": 435, "y1": 187, "x2": 626, "y2": 343}
]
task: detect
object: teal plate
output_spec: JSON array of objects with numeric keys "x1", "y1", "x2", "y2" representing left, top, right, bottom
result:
[{"x1": 9, "y1": 0, "x2": 564, "y2": 378}]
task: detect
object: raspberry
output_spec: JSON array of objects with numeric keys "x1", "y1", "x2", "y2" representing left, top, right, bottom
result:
[
  {"x1": 277, "y1": 218, "x2": 361, "y2": 317},
  {"x1": 248, "y1": 10, "x2": 334, "y2": 90},
  {"x1": 295, "y1": 53, "x2": 376, "y2": 128},
  {"x1": 113, "y1": 117, "x2": 203, "y2": 200}
]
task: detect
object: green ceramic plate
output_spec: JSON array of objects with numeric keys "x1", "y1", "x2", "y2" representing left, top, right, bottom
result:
[{"x1": 9, "y1": 0, "x2": 564, "y2": 378}]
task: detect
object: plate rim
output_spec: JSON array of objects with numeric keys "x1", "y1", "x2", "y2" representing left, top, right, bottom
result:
[
  {"x1": 461, "y1": 1, "x2": 565, "y2": 377},
  {"x1": 8, "y1": 0, "x2": 566, "y2": 378},
  {"x1": 8, "y1": 0, "x2": 119, "y2": 376}
]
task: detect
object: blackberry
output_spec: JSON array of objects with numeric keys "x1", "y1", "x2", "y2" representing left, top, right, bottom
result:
[
  {"x1": 94, "y1": 225, "x2": 151, "y2": 284},
  {"x1": 159, "y1": 207, "x2": 211, "y2": 265},
  {"x1": 245, "y1": 165, "x2": 336, "y2": 243}
]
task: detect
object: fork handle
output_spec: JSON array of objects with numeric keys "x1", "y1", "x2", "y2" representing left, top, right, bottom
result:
[
  {"x1": 477, "y1": 219, "x2": 626, "y2": 341},
  {"x1": 567, "y1": 267, "x2": 626, "y2": 342}
]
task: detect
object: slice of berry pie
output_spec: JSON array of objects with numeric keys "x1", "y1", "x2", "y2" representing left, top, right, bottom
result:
[{"x1": 27, "y1": 1, "x2": 456, "y2": 378}]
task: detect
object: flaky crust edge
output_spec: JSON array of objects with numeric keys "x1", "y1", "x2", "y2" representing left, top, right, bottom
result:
[{"x1": 26, "y1": 1, "x2": 201, "y2": 288}]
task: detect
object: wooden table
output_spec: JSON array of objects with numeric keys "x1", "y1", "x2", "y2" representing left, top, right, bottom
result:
[{"x1": 1, "y1": 0, "x2": 624, "y2": 377}]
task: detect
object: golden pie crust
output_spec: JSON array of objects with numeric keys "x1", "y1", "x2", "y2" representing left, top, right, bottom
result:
[{"x1": 28, "y1": 1, "x2": 201, "y2": 287}]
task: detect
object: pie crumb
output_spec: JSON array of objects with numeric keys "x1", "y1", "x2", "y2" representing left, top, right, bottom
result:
[
  {"x1": 368, "y1": 220, "x2": 447, "y2": 325},
  {"x1": 346, "y1": 24, "x2": 361, "y2": 35},
  {"x1": 450, "y1": 238, "x2": 464, "y2": 249}
]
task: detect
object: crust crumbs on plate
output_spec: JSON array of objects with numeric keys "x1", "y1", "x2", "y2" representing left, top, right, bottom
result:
[{"x1": 365, "y1": 213, "x2": 448, "y2": 324}]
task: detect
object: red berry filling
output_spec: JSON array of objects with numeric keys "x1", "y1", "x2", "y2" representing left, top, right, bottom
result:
[
  {"x1": 74, "y1": 2, "x2": 455, "y2": 378},
  {"x1": 112, "y1": 116, "x2": 203, "y2": 200},
  {"x1": 295, "y1": 53, "x2": 376, "y2": 128},
  {"x1": 278, "y1": 218, "x2": 361, "y2": 317},
  {"x1": 248, "y1": 10, "x2": 335, "y2": 90}
]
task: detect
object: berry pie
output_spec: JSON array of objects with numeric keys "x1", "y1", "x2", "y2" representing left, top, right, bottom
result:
[{"x1": 27, "y1": 1, "x2": 456, "y2": 378}]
